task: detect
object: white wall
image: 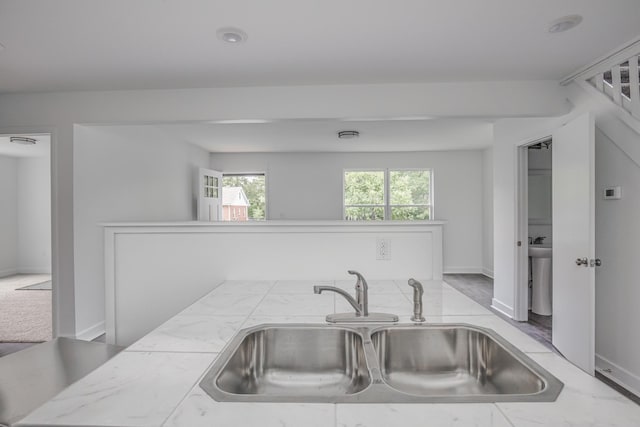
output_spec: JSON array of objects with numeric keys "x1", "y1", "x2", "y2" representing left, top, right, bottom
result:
[
  {"x1": 17, "y1": 156, "x2": 51, "y2": 273},
  {"x1": 73, "y1": 125, "x2": 210, "y2": 339},
  {"x1": 482, "y1": 148, "x2": 494, "y2": 278},
  {"x1": 211, "y1": 150, "x2": 484, "y2": 273},
  {"x1": 0, "y1": 155, "x2": 18, "y2": 277},
  {"x1": 594, "y1": 127, "x2": 640, "y2": 394}
]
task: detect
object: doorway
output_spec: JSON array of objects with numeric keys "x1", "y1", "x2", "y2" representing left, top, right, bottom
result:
[
  {"x1": 518, "y1": 138, "x2": 553, "y2": 344},
  {"x1": 0, "y1": 133, "x2": 52, "y2": 355}
]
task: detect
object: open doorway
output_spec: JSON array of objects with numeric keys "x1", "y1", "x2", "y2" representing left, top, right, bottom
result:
[
  {"x1": 0, "y1": 134, "x2": 52, "y2": 356},
  {"x1": 516, "y1": 137, "x2": 553, "y2": 345}
]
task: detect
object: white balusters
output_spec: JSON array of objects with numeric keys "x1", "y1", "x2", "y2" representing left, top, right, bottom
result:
[
  {"x1": 629, "y1": 55, "x2": 640, "y2": 119},
  {"x1": 588, "y1": 55, "x2": 640, "y2": 121}
]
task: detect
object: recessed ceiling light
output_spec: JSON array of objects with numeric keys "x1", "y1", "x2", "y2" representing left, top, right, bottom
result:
[
  {"x1": 548, "y1": 15, "x2": 583, "y2": 33},
  {"x1": 337, "y1": 130, "x2": 360, "y2": 139},
  {"x1": 217, "y1": 27, "x2": 247, "y2": 44},
  {"x1": 10, "y1": 136, "x2": 37, "y2": 145}
]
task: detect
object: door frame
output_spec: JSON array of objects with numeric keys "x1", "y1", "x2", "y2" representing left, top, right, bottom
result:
[{"x1": 514, "y1": 134, "x2": 553, "y2": 322}]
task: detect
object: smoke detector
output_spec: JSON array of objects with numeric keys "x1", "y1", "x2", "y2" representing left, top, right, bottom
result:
[{"x1": 548, "y1": 15, "x2": 583, "y2": 33}]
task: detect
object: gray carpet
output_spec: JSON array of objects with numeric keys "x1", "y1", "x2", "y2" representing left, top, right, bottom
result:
[
  {"x1": 16, "y1": 280, "x2": 52, "y2": 291},
  {"x1": 0, "y1": 274, "x2": 52, "y2": 342}
]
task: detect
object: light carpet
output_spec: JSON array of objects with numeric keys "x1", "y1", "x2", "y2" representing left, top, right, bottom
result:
[{"x1": 0, "y1": 274, "x2": 52, "y2": 342}]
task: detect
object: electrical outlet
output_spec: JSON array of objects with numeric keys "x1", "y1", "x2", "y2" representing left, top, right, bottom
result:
[{"x1": 376, "y1": 238, "x2": 391, "y2": 260}]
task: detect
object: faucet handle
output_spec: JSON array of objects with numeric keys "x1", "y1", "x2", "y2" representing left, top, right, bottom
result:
[
  {"x1": 407, "y1": 278, "x2": 425, "y2": 323},
  {"x1": 408, "y1": 278, "x2": 423, "y2": 293},
  {"x1": 347, "y1": 270, "x2": 368, "y2": 289}
]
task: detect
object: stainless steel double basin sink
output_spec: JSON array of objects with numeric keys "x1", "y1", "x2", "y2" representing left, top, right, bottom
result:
[{"x1": 199, "y1": 323, "x2": 563, "y2": 403}]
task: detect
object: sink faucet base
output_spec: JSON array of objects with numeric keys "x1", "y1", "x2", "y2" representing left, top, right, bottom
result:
[{"x1": 326, "y1": 312, "x2": 398, "y2": 323}]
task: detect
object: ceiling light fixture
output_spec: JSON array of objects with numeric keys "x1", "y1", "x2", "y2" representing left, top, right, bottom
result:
[
  {"x1": 337, "y1": 130, "x2": 360, "y2": 139},
  {"x1": 10, "y1": 136, "x2": 37, "y2": 145},
  {"x1": 217, "y1": 27, "x2": 248, "y2": 44},
  {"x1": 548, "y1": 15, "x2": 583, "y2": 33}
]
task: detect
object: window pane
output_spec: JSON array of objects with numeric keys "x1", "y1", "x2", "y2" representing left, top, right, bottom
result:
[
  {"x1": 222, "y1": 175, "x2": 266, "y2": 221},
  {"x1": 344, "y1": 171, "x2": 385, "y2": 206},
  {"x1": 345, "y1": 206, "x2": 384, "y2": 221},
  {"x1": 391, "y1": 206, "x2": 430, "y2": 220},
  {"x1": 390, "y1": 170, "x2": 430, "y2": 205}
]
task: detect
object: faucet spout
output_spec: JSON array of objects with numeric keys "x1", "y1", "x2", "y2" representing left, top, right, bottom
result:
[{"x1": 314, "y1": 285, "x2": 363, "y2": 315}]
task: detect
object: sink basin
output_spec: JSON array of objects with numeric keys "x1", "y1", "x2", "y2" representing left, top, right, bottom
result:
[
  {"x1": 200, "y1": 323, "x2": 563, "y2": 403},
  {"x1": 529, "y1": 246, "x2": 552, "y2": 258},
  {"x1": 371, "y1": 326, "x2": 545, "y2": 396},
  {"x1": 204, "y1": 325, "x2": 371, "y2": 400}
]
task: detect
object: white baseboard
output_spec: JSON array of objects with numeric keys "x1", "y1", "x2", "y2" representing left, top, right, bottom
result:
[
  {"x1": 76, "y1": 321, "x2": 106, "y2": 341},
  {"x1": 443, "y1": 266, "x2": 483, "y2": 274},
  {"x1": 17, "y1": 267, "x2": 52, "y2": 275},
  {"x1": 481, "y1": 267, "x2": 494, "y2": 279},
  {"x1": 596, "y1": 354, "x2": 640, "y2": 398},
  {"x1": 0, "y1": 267, "x2": 18, "y2": 278},
  {"x1": 491, "y1": 298, "x2": 514, "y2": 318}
]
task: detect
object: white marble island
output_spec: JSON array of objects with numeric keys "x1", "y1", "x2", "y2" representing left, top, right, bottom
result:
[{"x1": 18, "y1": 279, "x2": 640, "y2": 427}]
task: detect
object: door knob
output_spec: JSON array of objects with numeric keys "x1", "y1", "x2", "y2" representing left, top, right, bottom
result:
[
  {"x1": 575, "y1": 257, "x2": 588, "y2": 266},
  {"x1": 590, "y1": 258, "x2": 602, "y2": 267}
]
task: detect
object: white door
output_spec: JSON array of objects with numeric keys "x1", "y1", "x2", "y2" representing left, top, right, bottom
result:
[
  {"x1": 552, "y1": 112, "x2": 596, "y2": 374},
  {"x1": 197, "y1": 168, "x2": 223, "y2": 221}
]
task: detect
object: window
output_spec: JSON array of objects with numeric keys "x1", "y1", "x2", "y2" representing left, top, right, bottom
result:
[
  {"x1": 222, "y1": 173, "x2": 266, "y2": 221},
  {"x1": 343, "y1": 169, "x2": 432, "y2": 220}
]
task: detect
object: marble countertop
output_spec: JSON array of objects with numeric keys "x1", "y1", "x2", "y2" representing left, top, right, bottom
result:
[{"x1": 17, "y1": 279, "x2": 640, "y2": 427}]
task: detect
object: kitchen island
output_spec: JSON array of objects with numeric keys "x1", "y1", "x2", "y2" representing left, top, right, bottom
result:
[{"x1": 17, "y1": 278, "x2": 640, "y2": 426}]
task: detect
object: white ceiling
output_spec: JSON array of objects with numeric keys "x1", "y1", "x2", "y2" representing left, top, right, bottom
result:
[
  {"x1": 1, "y1": 0, "x2": 639, "y2": 93},
  {"x1": 0, "y1": 134, "x2": 50, "y2": 157},
  {"x1": 153, "y1": 119, "x2": 493, "y2": 152}
]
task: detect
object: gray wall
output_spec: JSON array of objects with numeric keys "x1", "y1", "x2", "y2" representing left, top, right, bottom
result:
[{"x1": 211, "y1": 150, "x2": 485, "y2": 273}]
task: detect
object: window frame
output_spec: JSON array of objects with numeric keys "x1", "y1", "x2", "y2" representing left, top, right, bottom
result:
[
  {"x1": 342, "y1": 168, "x2": 434, "y2": 221},
  {"x1": 222, "y1": 172, "x2": 268, "y2": 221}
]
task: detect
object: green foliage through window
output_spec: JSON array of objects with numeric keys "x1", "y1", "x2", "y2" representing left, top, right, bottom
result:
[
  {"x1": 223, "y1": 174, "x2": 266, "y2": 220},
  {"x1": 344, "y1": 169, "x2": 432, "y2": 220}
]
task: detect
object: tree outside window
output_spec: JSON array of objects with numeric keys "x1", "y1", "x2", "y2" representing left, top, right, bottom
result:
[
  {"x1": 343, "y1": 169, "x2": 432, "y2": 220},
  {"x1": 222, "y1": 174, "x2": 266, "y2": 221}
]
